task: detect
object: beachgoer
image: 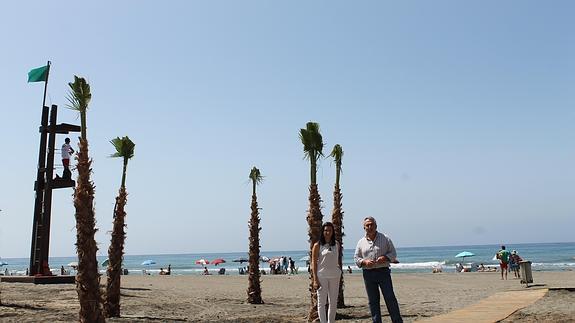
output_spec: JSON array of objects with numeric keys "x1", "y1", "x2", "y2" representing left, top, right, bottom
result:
[
  {"x1": 497, "y1": 245, "x2": 511, "y2": 280},
  {"x1": 61, "y1": 137, "x2": 74, "y2": 179},
  {"x1": 159, "y1": 268, "x2": 166, "y2": 275},
  {"x1": 354, "y1": 216, "x2": 403, "y2": 323},
  {"x1": 347, "y1": 266, "x2": 353, "y2": 274},
  {"x1": 279, "y1": 256, "x2": 285, "y2": 274},
  {"x1": 203, "y1": 266, "x2": 210, "y2": 275},
  {"x1": 479, "y1": 263, "x2": 485, "y2": 272},
  {"x1": 60, "y1": 265, "x2": 65, "y2": 275},
  {"x1": 289, "y1": 257, "x2": 296, "y2": 274},
  {"x1": 510, "y1": 250, "x2": 523, "y2": 278},
  {"x1": 312, "y1": 222, "x2": 342, "y2": 323},
  {"x1": 283, "y1": 256, "x2": 289, "y2": 274},
  {"x1": 167, "y1": 264, "x2": 171, "y2": 275}
]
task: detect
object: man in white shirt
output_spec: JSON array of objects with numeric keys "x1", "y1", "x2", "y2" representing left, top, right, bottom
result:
[
  {"x1": 61, "y1": 137, "x2": 74, "y2": 179},
  {"x1": 354, "y1": 217, "x2": 402, "y2": 323}
]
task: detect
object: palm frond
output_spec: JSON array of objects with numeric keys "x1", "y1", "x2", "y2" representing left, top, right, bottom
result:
[
  {"x1": 110, "y1": 136, "x2": 135, "y2": 159},
  {"x1": 299, "y1": 121, "x2": 324, "y2": 161},
  {"x1": 249, "y1": 167, "x2": 264, "y2": 185},
  {"x1": 329, "y1": 144, "x2": 343, "y2": 168},
  {"x1": 66, "y1": 75, "x2": 91, "y2": 112}
]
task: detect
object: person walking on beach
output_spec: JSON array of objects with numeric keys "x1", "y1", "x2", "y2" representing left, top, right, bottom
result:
[
  {"x1": 61, "y1": 137, "x2": 74, "y2": 179},
  {"x1": 497, "y1": 245, "x2": 511, "y2": 280},
  {"x1": 354, "y1": 216, "x2": 403, "y2": 323},
  {"x1": 312, "y1": 222, "x2": 342, "y2": 323}
]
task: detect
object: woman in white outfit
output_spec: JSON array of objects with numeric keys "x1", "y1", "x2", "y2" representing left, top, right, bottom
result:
[{"x1": 312, "y1": 222, "x2": 342, "y2": 323}]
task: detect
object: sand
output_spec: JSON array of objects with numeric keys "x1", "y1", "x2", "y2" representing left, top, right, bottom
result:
[{"x1": 1, "y1": 271, "x2": 574, "y2": 322}]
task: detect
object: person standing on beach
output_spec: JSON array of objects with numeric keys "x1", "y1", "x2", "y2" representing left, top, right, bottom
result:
[
  {"x1": 510, "y1": 250, "x2": 522, "y2": 279},
  {"x1": 354, "y1": 217, "x2": 403, "y2": 323},
  {"x1": 497, "y1": 245, "x2": 511, "y2": 280},
  {"x1": 312, "y1": 222, "x2": 342, "y2": 323},
  {"x1": 61, "y1": 137, "x2": 74, "y2": 179}
]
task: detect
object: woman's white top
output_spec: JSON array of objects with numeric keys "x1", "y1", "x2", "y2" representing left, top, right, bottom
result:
[{"x1": 317, "y1": 242, "x2": 342, "y2": 279}]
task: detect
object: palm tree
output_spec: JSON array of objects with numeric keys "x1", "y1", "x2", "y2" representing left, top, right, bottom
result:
[
  {"x1": 330, "y1": 144, "x2": 346, "y2": 308},
  {"x1": 299, "y1": 121, "x2": 324, "y2": 322},
  {"x1": 104, "y1": 136, "x2": 135, "y2": 317},
  {"x1": 247, "y1": 167, "x2": 264, "y2": 304},
  {"x1": 67, "y1": 75, "x2": 104, "y2": 322}
]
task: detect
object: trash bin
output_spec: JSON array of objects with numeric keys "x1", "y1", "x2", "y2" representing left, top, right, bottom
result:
[{"x1": 519, "y1": 260, "x2": 533, "y2": 287}]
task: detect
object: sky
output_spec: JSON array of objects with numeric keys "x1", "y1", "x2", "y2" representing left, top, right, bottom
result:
[{"x1": 1, "y1": 1, "x2": 574, "y2": 259}]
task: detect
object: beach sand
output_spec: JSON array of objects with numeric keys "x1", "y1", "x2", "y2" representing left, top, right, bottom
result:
[{"x1": 1, "y1": 271, "x2": 574, "y2": 322}]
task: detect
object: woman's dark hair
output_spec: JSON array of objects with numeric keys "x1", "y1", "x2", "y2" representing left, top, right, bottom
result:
[{"x1": 320, "y1": 222, "x2": 336, "y2": 246}]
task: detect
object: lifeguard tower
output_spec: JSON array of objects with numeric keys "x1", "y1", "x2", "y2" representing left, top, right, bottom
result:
[{"x1": 4, "y1": 105, "x2": 80, "y2": 284}]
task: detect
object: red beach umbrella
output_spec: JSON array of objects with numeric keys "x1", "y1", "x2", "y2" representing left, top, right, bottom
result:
[
  {"x1": 195, "y1": 259, "x2": 210, "y2": 265},
  {"x1": 211, "y1": 258, "x2": 226, "y2": 266}
]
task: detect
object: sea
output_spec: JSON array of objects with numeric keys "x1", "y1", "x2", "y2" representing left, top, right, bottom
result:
[{"x1": 1, "y1": 242, "x2": 574, "y2": 276}]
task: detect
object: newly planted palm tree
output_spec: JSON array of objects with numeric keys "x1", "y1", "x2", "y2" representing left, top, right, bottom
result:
[
  {"x1": 104, "y1": 136, "x2": 135, "y2": 317},
  {"x1": 247, "y1": 167, "x2": 264, "y2": 304},
  {"x1": 300, "y1": 121, "x2": 324, "y2": 322},
  {"x1": 330, "y1": 144, "x2": 346, "y2": 308},
  {"x1": 67, "y1": 75, "x2": 104, "y2": 323}
]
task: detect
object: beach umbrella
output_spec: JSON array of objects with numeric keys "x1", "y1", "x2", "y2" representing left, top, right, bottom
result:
[
  {"x1": 455, "y1": 251, "x2": 475, "y2": 262},
  {"x1": 211, "y1": 258, "x2": 226, "y2": 266},
  {"x1": 67, "y1": 261, "x2": 78, "y2": 268},
  {"x1": 141, "y1": 260, "x2": 156, "y2": 266},
  {"x1": 300, "y1": 255, "x2": 310, "y2": 262},
  {"x1": 0, "y1": 260, "x2": 8, "y2": 266},
  {"x1": 232, "y1": 257, "x2": 248, "y2": 263},
  {"x1": 195, "y1": 259, "x2": 210, "y2": 265},
  {"x1": 102, "y1": 258, "x2": 109, "y2": 266},
  {"x1": 260, "y1": 256, "x2": 270, "y2": 262}
]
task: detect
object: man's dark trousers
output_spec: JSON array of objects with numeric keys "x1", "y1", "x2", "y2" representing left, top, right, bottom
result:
[{"x1": 362, "y1": 267, "x2": 403, "y2": 323}]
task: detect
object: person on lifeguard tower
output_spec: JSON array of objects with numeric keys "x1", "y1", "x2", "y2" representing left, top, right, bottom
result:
[{"x1": 61, "y1": 137, "x2": 74, "y2": 179}]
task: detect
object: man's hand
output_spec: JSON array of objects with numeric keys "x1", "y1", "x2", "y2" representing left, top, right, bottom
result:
[
  {"x1": 376, "y1": 256, "x2": 388, "y2": 264},
  {"x1": 363, "y1": 259, "x2": 376, "y2": 268}
]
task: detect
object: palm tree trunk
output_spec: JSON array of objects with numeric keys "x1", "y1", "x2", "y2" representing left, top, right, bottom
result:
[
  {"x1": 104, "y1": 187, "x2": 127, "y2": 317},
  {"x1": 120, "y1": 159, "x2": 128, "y2": 188},
  {"x1": 73, "y1": 138, "x2": 104, "y2": 323},
  {"x1": 307, "y1": 183, "x2": 323, "y2": 322},
  {"x1": 331, "y1": 184, "x2": 345, "y2": 308},
  {"x1": 247, "y1": 192, "x2": 263, "y2": 304},
  {"x1": 310, "y1": 158, "x2": 317, "y2": 185},
  {"x1": 80, "y1": 113, "x2": 87, "y2": 140}
]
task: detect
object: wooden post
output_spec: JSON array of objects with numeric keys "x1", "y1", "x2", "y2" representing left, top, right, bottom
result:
[
  {"x1": 29, "y1": 106, "x2": 49, "y2": 275},
  {"x1": 39, "y1": 105, "x2": 58, "y2": 270}
]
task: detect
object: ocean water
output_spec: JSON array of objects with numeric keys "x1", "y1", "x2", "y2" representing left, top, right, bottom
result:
[{"x1": 2, "y1": 242, "x2": 574, "y2": 276}]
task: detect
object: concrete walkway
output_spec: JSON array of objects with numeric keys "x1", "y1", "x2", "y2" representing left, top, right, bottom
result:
[{"x1": 418, "y1": 288, "x2": 548, "y2": 323}]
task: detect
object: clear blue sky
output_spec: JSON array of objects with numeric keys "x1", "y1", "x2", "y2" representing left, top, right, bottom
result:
[{"x1": 1, "y1": 1, "x2": 574, "y2": 258}]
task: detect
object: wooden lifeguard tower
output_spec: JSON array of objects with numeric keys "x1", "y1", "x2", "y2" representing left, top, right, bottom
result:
[
  {"x1": 30, "y1": 104, "x2": 81, "y2": 274},
  {"x1": 3, "y1": 104, "x2": 80, "y2": 284}
]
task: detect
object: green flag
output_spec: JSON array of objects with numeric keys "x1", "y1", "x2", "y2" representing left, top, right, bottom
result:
[{"x1": 28, "y1": 65, "x2": 48, "y2": 82}]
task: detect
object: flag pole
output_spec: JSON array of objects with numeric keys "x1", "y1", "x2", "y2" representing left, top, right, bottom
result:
[{"x1": 42, "y1": 61, "x2": 51, "y2": 108}]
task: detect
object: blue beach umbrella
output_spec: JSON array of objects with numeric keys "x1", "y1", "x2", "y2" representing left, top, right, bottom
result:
[
  {"x1": 141, "y1": 260, "x2": 156, "y2": 266},
  {"x1": 455, "y1": 251, "x2": 475, "y2": 262},
  {"x1": 0, "y1": 260, "x2": 8, "y2": 266}
]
